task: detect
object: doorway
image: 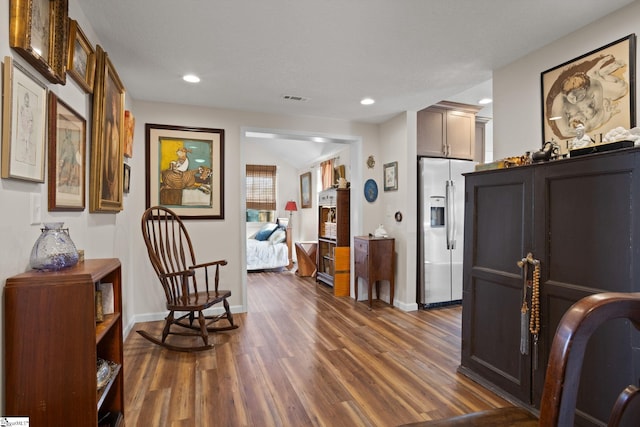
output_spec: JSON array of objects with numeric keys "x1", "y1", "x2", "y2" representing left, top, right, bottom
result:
[{"x1": 240, "y1": 127, "x2": 363, "y2": 311}]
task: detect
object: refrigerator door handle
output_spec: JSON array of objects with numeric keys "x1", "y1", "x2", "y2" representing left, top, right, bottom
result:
[{"x1": 446, "y1": 180, "x2": 455, "y2": 249}]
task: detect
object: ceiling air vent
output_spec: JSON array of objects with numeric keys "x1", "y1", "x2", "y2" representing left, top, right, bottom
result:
[{"x1": 282, "y1": 95, "x2": 310, "y2": 102}]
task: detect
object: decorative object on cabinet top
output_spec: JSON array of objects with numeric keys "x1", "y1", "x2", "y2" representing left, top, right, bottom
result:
[
  {"x1": 373, "y1": 224, "x2": 388, "y2": 238},
  {"x1": 603, "y1": 126, "x2": 640, "y2": 144},
  {"x1": 570, "y1": 139, "x2": 634, "y2": 158},
  {"x1": 29, "y1": 222, "x2": 79, "y2": 271},
  {"x1": 532, "y1": 140, "x2": 561, "y2": 162},
  {"x1": 475, "y1": 154, "x2": 533, "y2": 171}
]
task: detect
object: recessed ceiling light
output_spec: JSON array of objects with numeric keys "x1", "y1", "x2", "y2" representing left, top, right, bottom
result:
[
  {"x1": 183, "y1": 74, "x2": 200, "y2": 83},
  {"x1": 478, "y1": 98, "x2": 492, "y2": 105},
  {"x1": 361, "y1": 97, "x2": 375, "y2": 105}
]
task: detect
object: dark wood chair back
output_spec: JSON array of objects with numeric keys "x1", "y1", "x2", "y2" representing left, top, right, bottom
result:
[
  {"x1": 142, "y1": 205, "x2": 203, "y2": 304},
  {"x1": 540, "y1": 292, "x2": 640, "y2": 426}
]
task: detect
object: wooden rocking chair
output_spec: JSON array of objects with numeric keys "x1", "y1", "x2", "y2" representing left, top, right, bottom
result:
[
  {"x1": 401, "y1": 292, "x2": 640, "y2": 426},
  {"x1": 139, "y1": 206, "x2": 238, "y2": 352}
]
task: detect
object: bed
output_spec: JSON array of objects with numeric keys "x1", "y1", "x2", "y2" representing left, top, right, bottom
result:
[{"x1": 246, "y1": 220, "x2": 291, "y2": 271}]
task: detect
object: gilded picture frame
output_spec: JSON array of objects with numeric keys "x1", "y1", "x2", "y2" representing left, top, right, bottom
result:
[
  {"x1": 300, "y1": 171, "x2": 312, "y2": 208},
  {"x1": 383, "y1": 161, "x2": 398, "y2": 191},
  {"x1": 47, "y1": 92, "x2": 86, "y2": 211},
  {"x1": 67, "y1": 19, "x2": 95, "y2": 93},
  {"x1": 1, "y1": 56, "x2": 47, "y2": 182},
  {"x1": 9, "y1": 0, "x2": 68, "y2": 84},
  {"x1": 541, "y1": 34, "x2": 636, "y2": 148},
  {"x1": 90, "y1": 45, "x2": 125, "y2": 213},
  {"x1": 145, "y1": 123, "x2": 225, "y2": 220}
]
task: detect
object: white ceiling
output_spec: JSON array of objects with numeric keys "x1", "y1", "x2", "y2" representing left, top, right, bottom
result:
[{"x1": 76, "y1": 0, "x2": 634, "y2": 165}]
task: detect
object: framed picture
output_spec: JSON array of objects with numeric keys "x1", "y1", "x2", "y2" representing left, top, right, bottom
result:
[
  {"x1": 9, "y1": 0, "x2": 68, "y2": 84},
  {"x1": 383, "y1": 161, "x2": 398, "y2": 191},
  {"x1": 300, "y1": 171, "x2": 312, "y2": 208},
  {"x1": 334, "y1": 164, "x2": 345, "y2": 186},
  {"x1": 124, "y1": 110, "x2": 135, "y2": 158},
  {"x1": 90, "y1": 45, "x2": 126, "y2": 213},
  {"x1": 47, "y1": 92, "x2": 86, "y2": 211},
  {"x1": 123, "y1": 163, "x2": 131, "y2": 194},
  {"x1": 541, "y1": 34, "x2": 636, "y2": 147},
  {"x1": 1, "y1": 56, "x2": 47, "y2": 182},
  {"x1": 66, "y1": 19, "x2": 95, "y2": 93},
  {"x1": 145, "y1": 123, "x2": 225, "y2": 219}
]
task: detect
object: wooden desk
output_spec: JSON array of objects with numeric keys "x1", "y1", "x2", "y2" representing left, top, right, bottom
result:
[
  {"x1": 295, "y1": 241, "x2": 317, "y2": 277},
  {"x1": 354, "y1": 236, "x2": 395, "y2": 309}
]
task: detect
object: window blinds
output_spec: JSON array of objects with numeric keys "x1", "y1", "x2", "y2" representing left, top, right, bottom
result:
[{"x1": 246, "y1": 165, "x2": 277, "y2": 210}]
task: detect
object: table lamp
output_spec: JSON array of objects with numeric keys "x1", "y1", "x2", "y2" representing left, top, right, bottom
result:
[{"x1": 285, "y1": 201, "x2": 298, "y2": 225}]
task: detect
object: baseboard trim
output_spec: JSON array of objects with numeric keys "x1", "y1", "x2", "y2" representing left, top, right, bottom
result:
[{"x1": 123, "y1": 304, "x2": 245, "y2": 339}]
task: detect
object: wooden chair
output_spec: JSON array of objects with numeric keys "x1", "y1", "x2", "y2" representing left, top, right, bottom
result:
[
  {"x1": 139, "y1": 206, "x2": 238, "y2": 352},
  {"x1": 400, "y1": 292, "x2": 640, "y2": 427}
]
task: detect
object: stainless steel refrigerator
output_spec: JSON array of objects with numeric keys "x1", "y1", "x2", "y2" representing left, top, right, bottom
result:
[{"x1": 418, "y1": 157, "x2": 475, "y2": 308}]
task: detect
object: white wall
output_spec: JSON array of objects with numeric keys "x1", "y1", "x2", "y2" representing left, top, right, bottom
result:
[
  {"x1": 128, "y1": 102, "x2": 382, "y2": 316},
  {"x1": 493, "y1": 1, "x2": 640, "y2": 159},
  {"x1": 364, "y1": 112, "x2": 418, "y2": 310}
]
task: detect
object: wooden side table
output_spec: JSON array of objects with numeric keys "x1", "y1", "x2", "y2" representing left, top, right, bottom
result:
[
  {"x1": 354, "y1": 236, "x2": 395, "y2": 309},
  {"x1": 295, "y1": 241, "x2": 317, "y2": 277}
]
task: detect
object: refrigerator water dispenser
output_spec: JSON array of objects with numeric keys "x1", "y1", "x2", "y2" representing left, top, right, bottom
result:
[{"x1": 430, "y1": 196, "x2": 445, "y2": 227}]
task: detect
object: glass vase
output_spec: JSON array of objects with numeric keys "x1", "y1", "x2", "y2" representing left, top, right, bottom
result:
[{"x1": 29, "y1": 222, "x2": 80, "y2": 271}]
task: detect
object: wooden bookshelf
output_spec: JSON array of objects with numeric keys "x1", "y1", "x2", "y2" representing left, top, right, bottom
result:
[
  {"x1": 316, "y1": 188, "x2": 350, "y2": 295},
  {"x1": 4, "y1": 258, "x2": 124, "y2": 426}
]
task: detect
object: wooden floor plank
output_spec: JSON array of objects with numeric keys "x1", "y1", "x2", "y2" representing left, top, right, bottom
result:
[{"x1": 123, "y1": 270, "x2": 510, "y2": 426}]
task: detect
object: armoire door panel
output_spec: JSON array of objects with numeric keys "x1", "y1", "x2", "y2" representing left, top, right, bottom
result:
[
  {"x1": 474, "y1": 181, "x2": 530, "y2": 274},
  {"x1": 544, "y1": 171, "x2": 632, "y2": 291},
  {"x1": 529, "y1": 151, "x2": 640, "y2": 426},
  {"x1": 463, "y1": 277, "x2": 531, "y2": 402},
  {"x1": 462, "y1": 168, "x2": 534, "y2": 404}
]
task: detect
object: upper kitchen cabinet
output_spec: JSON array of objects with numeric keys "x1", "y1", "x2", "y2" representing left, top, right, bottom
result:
[{"x1": 417, "y1": 101, "x2": 481, "y2": 160}]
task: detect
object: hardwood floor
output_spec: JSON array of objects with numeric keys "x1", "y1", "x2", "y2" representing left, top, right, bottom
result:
[{"x1": 123, "y1": 271, "x2": 510, "y2": 426}]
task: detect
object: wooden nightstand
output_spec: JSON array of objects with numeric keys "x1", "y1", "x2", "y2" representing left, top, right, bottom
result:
[{"x1": 354, "y1": 236, "x2": 395, "y2": 309}]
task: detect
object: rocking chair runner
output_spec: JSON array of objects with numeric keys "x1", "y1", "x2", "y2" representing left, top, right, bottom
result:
[
  {"x1": 400, "y1": 292, "x2": 640, "y2": 427},
  {"x1": 139, "y1": 206, "x2": 238, "y2": 352}
]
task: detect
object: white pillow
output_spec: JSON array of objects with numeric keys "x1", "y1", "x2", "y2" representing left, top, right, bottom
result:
[{"x1": 268, "y1": 228, "x2": 286, "y2": 244}]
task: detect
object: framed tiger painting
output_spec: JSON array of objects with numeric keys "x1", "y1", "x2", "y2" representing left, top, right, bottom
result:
[{"x1": 145, "y1": 123, "x2": 225, "y2": 219}]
